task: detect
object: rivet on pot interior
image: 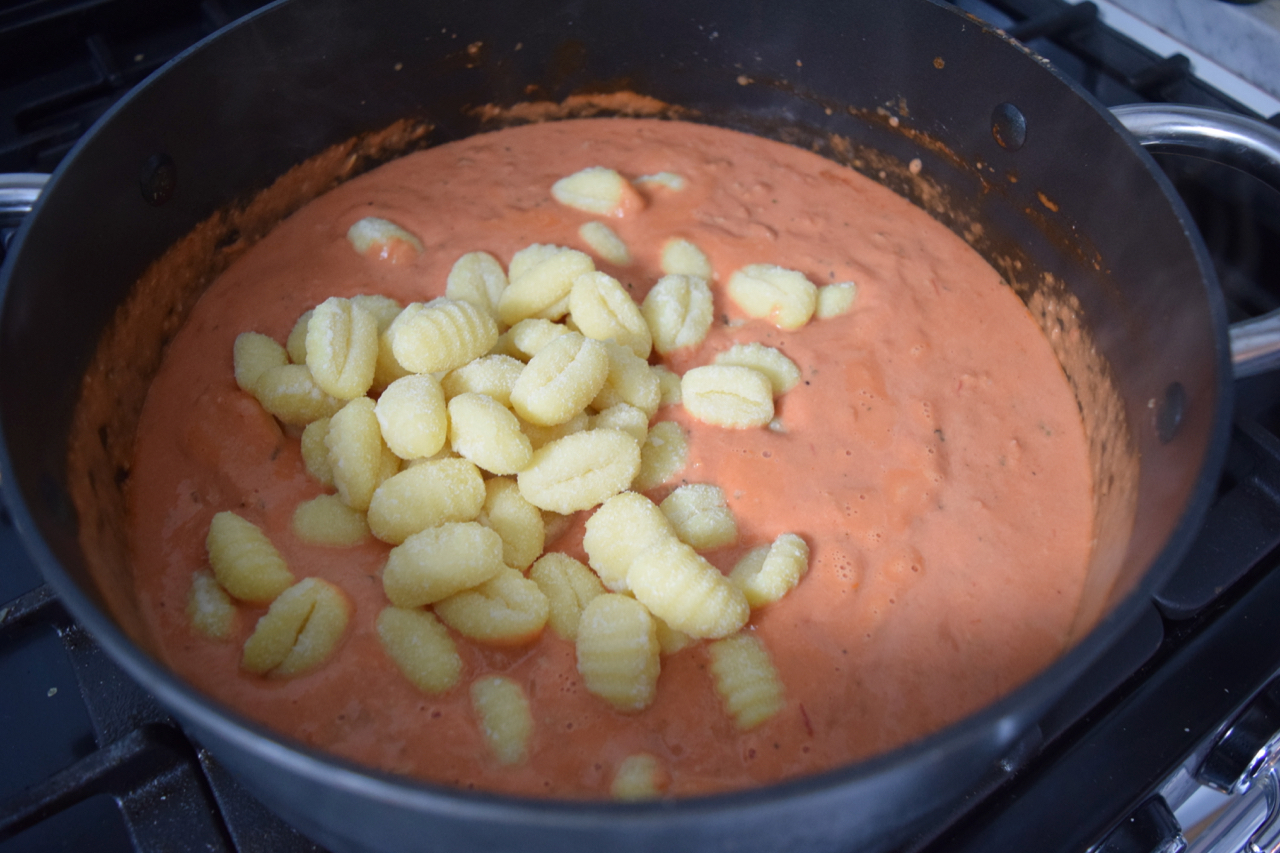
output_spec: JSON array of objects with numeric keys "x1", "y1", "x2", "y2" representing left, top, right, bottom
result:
[
  {"x1": 1157, "y1": 381, "x2": 1186, "y2": 444},
  {"x1": 140, "y1": 153, "x2": 177, "y2": 206},
  {"x1": 991, "y1": 103, "x2": 1027, "y2": 151}
]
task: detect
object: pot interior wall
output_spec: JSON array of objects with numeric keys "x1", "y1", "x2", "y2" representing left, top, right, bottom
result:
[{"x1": 0, "y1": 0, "x2": 1229, "y2": 848}]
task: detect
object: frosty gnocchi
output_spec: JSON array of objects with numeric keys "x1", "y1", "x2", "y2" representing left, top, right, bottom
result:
[
  {"x1": 241, "y1": 578, "x2": 351, "y2": 678},
  {"x1": 205, "y1": 511, "x2": 294, "y2": 605}
]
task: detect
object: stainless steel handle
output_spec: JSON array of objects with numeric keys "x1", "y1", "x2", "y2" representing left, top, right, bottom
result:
[
  {"x1": 1111, "y1": 104, "x2": 1280, "y2": 380},
  {"x1": 0, "y1": 173, "x2": 48, "y2": 217}
]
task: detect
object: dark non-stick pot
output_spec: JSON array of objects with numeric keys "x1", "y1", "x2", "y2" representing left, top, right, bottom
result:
[{"x1": 2, "y1": 0, "x2": 1278, "y2": 851}]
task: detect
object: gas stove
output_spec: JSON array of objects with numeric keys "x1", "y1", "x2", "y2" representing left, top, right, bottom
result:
[{"x1": 2, "y1": 1, "x2": 1279, "y2": 852}]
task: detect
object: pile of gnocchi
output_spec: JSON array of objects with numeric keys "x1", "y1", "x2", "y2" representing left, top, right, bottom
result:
[{"x1": 186, "y1": 164, "x2": 857, "y2": 799}]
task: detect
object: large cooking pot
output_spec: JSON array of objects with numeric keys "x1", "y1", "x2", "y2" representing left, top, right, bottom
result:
[{"x1": 3, "y1": 0, "x2": 1280, "y2": 850}]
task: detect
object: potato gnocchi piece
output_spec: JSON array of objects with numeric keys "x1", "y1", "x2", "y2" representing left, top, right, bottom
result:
[
  {"x1": 727, "y1": 264, "x2": 817, "y2": 330},
  {"x1": 366, "y1": 458, "x2": 486, "y2": 545},
  {"x1": 435, "y1": 567, "x2": 549, "y2": 646},
  {"x1": 375, "y1": 374, "x2": 448, "y2": 460},
  {"x1": 635, "y1": 171, "x2": 687, "y2": 191},
  {"x1": 351, "y1": 293, "x2": 403, "y2": 330},
  {"x1": 206, "y1": 511, "x2": 295, "y2": 605},
  {"x1": 498, "y1": 246, "x2": 595, "y2": 326},
  {"x1": 471, "y1": 676, "x2": 533, "y2": 766},
  {"x1": 591, "y1": 403, "x2": 649, "y2": 444},
  {"x1": 713, "y1": 343, "x2": 801, "y2": 396},
  {"x1": 286, "y1": 310, "x2": 313, "y2": 364},
  {"x1": 478, "y1": 478, "x2": 545, "y2": 570},
  {"x1": 376, "y1": 606, "x2": 462, "y2": 695},
  {"x1": 326, "y1": 397, "x2": 394, "y2": 512},
  {"x1": 579, "y1": 221, "x2": 631, "y2": 266},
  {"x1": 499, "y1": 317, "x2": 574, "y2": 362},
  {"x1": 292, "y1": 494, "x2": 370, "y2": 547},
  {"x1": 446, "y1": 251, "x2": 508, "y2": 318},
  {"x1": 681, "y1": 365, "x2": 774, "y2": 429},
  {"x1": 507, "y1": 243, "x2": 561, "y2": 280},
  {"x1": 440, "y1": 354, "x2": 523, "y2": 406},
  {"x1": 660, "y1": 238, "x2": 712, "y2": 280},
  {"x1": 520, "y1": 410, "x2": 590, "y2": 450},
  {"x1": 529, "y1": 552, "x2": 604, "y2": 640},
  {"x1": 648, "y1": 368, "x2": 680, "y2": 410},
  {"x1": 373, "y1": 326, "x2": 412, "y2": 391},
  {"x1": 576, "y1": 594, "x2": 660, "y2": 712},
  {"x1": 242, "y1": 577, "x2": 351, "y2": 678},
  {"x1": 591, "y1": 341, "x2": 661, "y2": 418},
  {"x1": 708, "y1": 633, "x2": 785, "y2": 730},
  {"x1": 233, "y1": 332, "x2": 288, "y2": 394},
  {"x1": 516, "y1": 428, "x2": 641, "y2": 514},
  {"x1": 642, "y1": 274, "x2": 715, "y2": 355},
  {"x1": 569, "y1": 271, "x2": 651, "y2": 359},
  {"x1": 551, "y1": 166, "x2": 643, "y2": 218},
  {"x1": 816, "y1": 281, "x2": 858, "y2": 319},
  {"x1": 611, "y1": 754, "x2": 666, "y2": 801},
  {"x1": 382, "y1": 522, "x2": 506, "y2": 608},
  {"x1": 252, "y1": 364, "x2": 343, "y2": 426},
  {"x1": 386, "y1": 299, "x2": 499, "y2": 375},
  {"x1": 509, "y1": 332, "x2": 609, "y2": 427},
  {"x1": 347, "y1": 216, "x2": 423, "y2": 262},
  {"x1": 660, "y1": 484, "x2": 738, "y2": 551},
  {"x1": 187, "y1": 570, "x2": 237, "y2": 640},
  {"x1": 626, "y1": 537, "x2": 749, "y2": 640},
  {"x1": 300, "y1": 417, "x2": 334, "y2": 485},
  {"x1": 447, "y1": 393, "x2": 534, "y2": 475},
  {"x1": 305, "y1": 296, "x2": 380, "y2": 400},
  {"x1": 654, "y1": 618, "x2": 694, "y2": 656},
  {"x1": 730, "y1": 533, "x2": 810, "y2": 608},
  {"x1": 582, "y1": 492, "x2": 676, "y2": 592},
  {"x1": 632, "y1": 420, "x2": 688, "y2": 492}
]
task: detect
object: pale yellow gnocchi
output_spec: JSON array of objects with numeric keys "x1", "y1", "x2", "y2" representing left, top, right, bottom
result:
[
  {"x1": 591, "y1": 403, "x2": 649, "y2": 444},
  {"x1": 251, "y1": 363, "x2": 343, "y2": 426},
  {"x1": 471, "y1": 676, "x2": 533, "y2": 765},
  {"x1": 626, "y1": 537, "x2": 749, "y2": 640},
  {"x1": 366, "y1": 459, "x2": 486, "y2": 545},
  {"x1": 300, "y1": 417, "x2": 334, "y2": 485},
  {"x1": 611, "y1": 753, "x2": 666, "y2": 801},
  {"x1": 681, "y1": 365, "x2": 775, "y2": 429},
  {"x1": 575, "y1": 593, "x2": 660, "y2": 712},
  {"x1": 478, "y1": 478, "x2": 545, "y2": 570},
  {"x1": 326, "y1": 396, "x2": 397, "y2": 512},
  {"x1": 187, "y1": 570, "x2": 237, "y2": 640},
  {"x1": 729, "y1": 533, "x2": 810, "y2": 608},
  {"x1": 376, "y1": 606, "x2": 463, "y2": 694},
  {"x1": 726, "y1": 264, "x2": 817, "y2": 330},
  {"x1": 568, "y1": 271, "x2": 652, "y2": 359},
  {"x1": 305, "y1": 296, "x2": 379, "y2": 400},
  {"x1": 381, "y1": 522, "x2": 505, "y2": 608},
  {"x1": 712, "y1": 342, "x2": 801, "y2": 396},
  {"x1": 233, "y1": 332, "x2": 288, "y2": 394},
  {"x1": 447, "y1": 392, "x2": 534, "y2": 475},
  {"x1": 551, "y1": 166, "x2": 642, "y2": 218},
  {"x1": 660, "y1": 484, "x2": 738, "y2": 551},
  {"x1": 708, "y1": 633, "x2": 785, "y2": 730},
  {"x1": 591, "y1": 341, "x2": 661, "y2": 418},
  {"x1": 578, "y1": 221, "x2": 631, "y2": 266},
  {"x1": 440, "y1": 354, "x2": 523, "y2": 406},
  {"x1": 641, "y1": 274, "x2": 714, "y2": 355},
  {"x1": 385, "y1": 298, "x2": 499, "y2": 375},
  {"x1": 528, "y1": 552, "x2": 604, "y2": 640},
  {"x1": 659, "y1": 238, "x2": 712, "y2": 280},
  {"x1": 446, "y1": 251, "x2": 507, "y2": 318},
  {"x1": 375, "y1": 374, "x2": 448, "y2": 460},
  {"x1": 816, "y1": 281, "x2": 858, "y2": 319},
  {"x1": 206, "y1": 511, "x2": 295, "y2": 605},
  {"x1": 242, "y1": 577, "x2": 351, "y2": 678},
  {"x1": 498, "y1": 246, "x2": 595, "y2": 326},
  {"x1": 509, "y1": 332, "x2": 609, "y2": 427},
  {"x1": 292, "y1": 494, "x2": 370, "y2": 547},
  {"x1": 498, "y1": 317, "x2": 574, "y2": 361},
  {"x1": 286, "y1": 310, "x2": 313, "y2": 364},
  {"x1": 516, "y1": 428, "x2": 641, "y2": 514},
  {"x1": 632, "y1": 420, "x2": 688, "y2": 492},
  {"x1": 434, "y1": 567, "x2": 549, "y2": 646},
  {"x1": 582, "y1": 492, "x2": 676, "y2": 593},
  {"x1": 346, "y1": 216, "x2": 423, "y2": 261}
]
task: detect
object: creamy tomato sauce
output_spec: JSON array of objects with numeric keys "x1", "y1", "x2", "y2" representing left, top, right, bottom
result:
[{"x1": 126, "y1": 118, "x2": 1094, "y2": 798}]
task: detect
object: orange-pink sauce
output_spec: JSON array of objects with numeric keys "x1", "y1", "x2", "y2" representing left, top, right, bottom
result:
[{"x1": 127, "y1": 118, "x2": 1094, "y2": 798}]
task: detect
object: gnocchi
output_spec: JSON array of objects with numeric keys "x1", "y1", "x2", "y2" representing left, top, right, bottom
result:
[
  {"x1": 251, "y1": 364, "x2": 343, "y2": 426},
  {"x1": 632, "y1": 420, "x2": 688, "y2": 492},
  {"x1": 551, "y1": 166, "x2": 642, "y2": 218},
  {"x1": 681, "y1": 365, "x2": 774, "y2": 429},
  {"x1": 575, "y1": 593, "x2": 660, "y2": 711},
  {"x1": 816, "y1": 281, "x2": 858, "y2": 319},
  {"x1": 376, "y1": 606, "x2": 463, "y2": 694},
  {"x1": 471, "y1": 676, "x2": 533, "y2": 765},
  {"x1": 386, "y1": 299, "x2": 499, "y2": 374},
  {"x1": 305, "y1": 296, "x2": 379, "y2": 400},
  {"x1": 366, "y1": 459, "x2": 486, "y2": 545},
  {"x1": 375, "y1": 374, "x2": 449, "y2": 460},
  {"x1": 730, "y1": 533, "x2": 810, "y2": 608},
  {"x1": 708, "y1": 633, "x2": 785, "y2": 730},
  {"x1": 726, "y1": 264, "x2": 817, "y2": 330},
  {"x1": 582, "y1": 492, "x2": 675, "y2": 593},
  {"x1": 498, "y1": 246, "x2": 595, "y2": 326},
  {"x1": 516, "y1": 428, "x2": 641, "y2": 513},
  {"x1": 292, "y1": 494, "x2": 370, "y2": 547},
  {"x1": 611, "y1": 754, "x2": 665, "y2": 801},
  {"x1": 440, "y1": 354, "x2": 523, "y2": 406},
  {"x1": 626, "y1": 537, "x2": 749, "y2": 639},
  {"x1": 242, "y1": 577, "x2": 351, "y2": 678},
  {"x1": 529, "y1": 552, "x2": 604, "y2": 640},
  {"x1": 434, "y1": 567, "x2": 550, "y2": 646},
  {"x1": 659, "y1": 238, "x2": 712, "y2": 280},
  {"x1": 233, "y1": 332, "x2": 288, "y2": 394},
  {"x1": 660, "y1": 484, "x2": 738, "y2": 551},
  {"x1": 187, "y1": 570, "x2": 236, "y2": 640},
  {"x1": 509, "y1": 332, "x2": 609, "y2": 427},
  {"x1": 578, "y1": 221, "x2": 631, "y2": 266},
  {"x1": 712, "y1": 343, "x2": 801, "y2": 396},
  {"x1": 381, "y1": 522, "x2": 505, "y2": 608},
  {"x1": 478, "y1": 478, "x2": 545, "y2": 570},
  {"x1": 205, "y1": 511, "x2": 294, "y2": 605},
  {"x1": 446, "y1": 251, "x2": 507, "y2": 318},
  {"x1": 346, "y1": 216, "x2": 423, "y2": 262},
  {"x1": 447, "y1": 392, "x2": 534, "y2": 476},
  {"x1": 326, "y1": 396, "x2": 397, "y2": 512},
  {"x1": 568, "y1": 271, "x2": 652, "y2": 359},
  {"x1": 642, "y1": 274, "x2": 715, "y2": 355}
]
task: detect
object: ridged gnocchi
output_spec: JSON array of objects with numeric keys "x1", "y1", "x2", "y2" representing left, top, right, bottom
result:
[
  {"x1": 726, "y1": 264, "x2": 817, "y2": 330},
  {"x1": 516, "y1": 428, "x2": 641, "y2": 513},
  {"x1": 346, "y1": 216, "x2": 423, "y2": 262},
  {"x1": 611, "y1": 754, "x2": 665, "y2": 801},
  {"x1": 529, "y1": 552, "x2": 604, "y2": 640},
  {"x1": 187, "y1": 570, "x2": 236, "y2": 640},
  {"x1": 233, "y1": 332, "x2": 288, "y2": 394},
  {"x1": 366, "y1": 459, "x2": 486, "y2": 545},
  {"x1": 576, "y1": 593, "x2": 660, "y2": 711},
  {"x1": 447, "y1": 392, "x2": 534, "y2": 475},
  {"x1": 712, "y1": 343, "x2": 801, "y2": 396},
  {"x1": 498, "y1": 246, "x2": 595, "y2": 326},
  {"x1": 681, "y1": 365, "x2": 774, "y2": 429},
  {"x1": 471, "y1": 676, "x2": 533, "y2": 765},
  {"x1": 292, "y1": 494, "x2": 370, "y2": 547},
  {"x1": 708, "y1": 633, "x2": 785, "y2": 730},
  {"x1": 626, "y1": 537, "x2": 749, "y2": 639},
  {"x1": 381, "y1": 522, "x2": 505, "y2": 608},
  {"x1": 633, "y1": 420, "x2": 688, "y2": 492},
  {"x1": 660, "y1": 238, "x2": 712, "y2": 280},
  {"x1": 509, "y1": 332, "x2": 609, "y2": 427},
  {"x1": 305, "y1": 296, "x2": 379, "y2": 400},
  {"x1": 660, "y1": 484, "x2": 738, "y2": 551},
  {"x1": 642, "y1": 274, "x2": 714, "y2": 356},
  {"x1": 582, "y1": 492, "x2": 675, "y2": 593},
  {"x1": 478, "y1": 478, "x2": 545, "y2": 570},
  {"x1": 551, "y1": 166, "x2": 642, "y2": 218},
  {"x1": 242, "y1": 577, "x2": 351, "y2": 678},
  {"x1": 591, "y1": 341, "x2": 661, "y2": 418},
  {"x1": 434, "y1": 567, "x2": 550, "y2": 646},
  {"x1": 730, "y1": 533, "x2": 810, "y2": 608},
  {"x1": 441, "y1": 354, "x2": 523, "y2": 406},
  {"x1": 386, "y1": 299, "x2": 499, "y2": 374},
  {"x1": 568, "y1": 271, "x2": 651, "y2": 359},
  {"x1": 578, "y1": 221, "x2": 631, "y2": 266},
  {"x1": 376, "y1": 606, "x2": 463, "y2": 694},
  {"x1": 326, "y1": 396, "x2": 397, "y2": 512},
  {"x1": 251, "y1": 363, "x2": 343, "y2": 426},
  {"x1": 206, "y1": 511, "x2": 294, "y2": 605},
  {"x1": 375, "y1": 374, "x2": 448, "y2": 460},
  {"x1": 446, "y1": 251, "x2": 507, "y2": 318}
]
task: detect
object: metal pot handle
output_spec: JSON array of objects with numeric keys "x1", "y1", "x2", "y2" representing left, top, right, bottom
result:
[{"x1": 1112, "y1": 104, "x2": 1280, "y2": 379}]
